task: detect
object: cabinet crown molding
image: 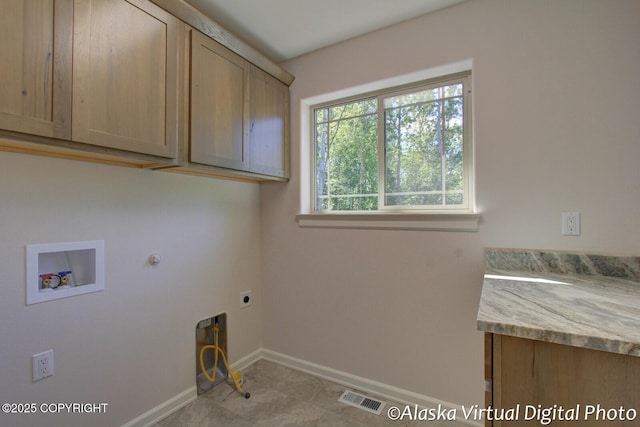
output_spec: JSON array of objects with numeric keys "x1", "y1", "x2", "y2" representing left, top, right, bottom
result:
[{"x1": 149, "y1": 0, "x2": 294, "y2": 86}]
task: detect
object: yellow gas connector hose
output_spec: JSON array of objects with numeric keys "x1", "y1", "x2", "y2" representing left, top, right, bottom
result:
[{"x1": 198, "y1": 326, "x2": 250, "y2": 399}]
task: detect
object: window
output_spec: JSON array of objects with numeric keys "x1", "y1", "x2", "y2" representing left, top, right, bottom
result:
[{"x1": 313, "y1": 72, "x2": 472, "y2": 213}]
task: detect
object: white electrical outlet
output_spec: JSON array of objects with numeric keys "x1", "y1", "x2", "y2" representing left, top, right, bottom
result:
[
  {"x1": 32, "y1": 350, "x2": 54, "y2": 382},
  {"x1": 240, "y1": 290, "x2": 252, "y2": 308},
  {"x1": 562, "y1": 212, "x2": 580, "y2": 236}
]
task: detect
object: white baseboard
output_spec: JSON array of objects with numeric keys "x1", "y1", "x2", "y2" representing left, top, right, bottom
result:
[
  {"x1": 230, "y1": 348, "x2": 263, "y2": 372},
  {"x1": 260, "y1": 349, "x2": 483, "y2": 427},
  {"x1": 121, "y1": 386, "x2": 197, "y2": 427},
  {"x1": 122, "y1": 348, "x2": 482, "y2": 427}
]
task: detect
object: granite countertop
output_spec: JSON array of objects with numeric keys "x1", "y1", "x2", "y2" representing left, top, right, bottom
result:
[{"x1": 477, "y1": 249, "x2": 640, "y2": 357}]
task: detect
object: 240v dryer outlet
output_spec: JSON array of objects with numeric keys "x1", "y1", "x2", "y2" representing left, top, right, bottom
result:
[{"x1": 240, "y1": 291, "x2": 252, "y2": 308}]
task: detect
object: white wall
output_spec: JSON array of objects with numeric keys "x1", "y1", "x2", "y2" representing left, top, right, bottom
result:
[
  {"x1": 0, "y1": 152, "x2": 263, "y2": 426},
  {"x1": 2, "y1": 1, "x2": 638, "y2": 424},
  {"x1": 262, "y1": 0, "x2": 640, "y2": 408}
]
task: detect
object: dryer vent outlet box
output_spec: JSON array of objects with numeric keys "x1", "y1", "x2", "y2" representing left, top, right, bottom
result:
[{"x1": 196, "y1": 313, "x2": 228, "y2": 395}]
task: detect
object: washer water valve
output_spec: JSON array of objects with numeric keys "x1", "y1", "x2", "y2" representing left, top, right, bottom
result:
[{"x1": 40, "y1": 271, "x2": 72, "y2": 290}]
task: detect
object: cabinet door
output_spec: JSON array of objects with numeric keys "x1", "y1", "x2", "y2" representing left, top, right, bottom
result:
[
  {"x1": 190, "y1": 30, "x2": 250, "y2": 170},
  {"x1": 72, "y1": 0, "x2": 179, "y2": 158},
  {"x1": 484, "y1": 333, "x2": 493, "y2": 427},
  {"x1": 0, "y1": 0, "x2": 72, "y2": 139},
  {"x1": 493, "y1": 335, "x2": 640, "y2": 427},
  {"x1": 249, "y1": 66, "x2": 289, "y2": 178}
]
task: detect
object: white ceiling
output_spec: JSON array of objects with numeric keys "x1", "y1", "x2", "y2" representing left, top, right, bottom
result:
[{"x1": 184, "y1": 0, "x2": 465, "y2": 62}]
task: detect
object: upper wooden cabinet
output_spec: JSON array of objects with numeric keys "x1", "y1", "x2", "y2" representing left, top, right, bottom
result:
[
  {"x1": 166, "y1": 27, "x2": 290, "y2": 181},
  {"x1": 190, "y1": 30, "x2": 250, "y2": 170},
  {"x1": 149, "y1": 0, "x2": 293, "y2": 181},
  {"x1": 0, "y1": 0, "x2": 292, "y2": 179},
  {"x1": 0, "y1": 0, "x2": 72, "y2": 140},
  {"x1": 0, "y1": 0, "x2": 181, "y2": 167},
  {"x1": 249, "y1": 66, "x2": 289, "y2": 179},
  {"x1": 72, "y1": 0, "x2": 180, "y2": 159}
]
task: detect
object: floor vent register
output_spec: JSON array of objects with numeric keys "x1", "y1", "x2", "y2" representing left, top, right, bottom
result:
[{"x1": 338, "y1": 390, "x2": 386, "y2": 415}]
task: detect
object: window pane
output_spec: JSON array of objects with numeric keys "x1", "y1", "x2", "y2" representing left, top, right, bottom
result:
[
  {"x1": 444, "y1": 97, "x2": 464, "y2": 205},
  {"x1": 318, "y1": 98, "x2": 377, "y2": 123},
  {"x1": 383, "y1": 83, "x2": 465, "y2": 208},
  {"x1": 315, "y1": 108, "x2": 327, "y2": 124},
  {"x1": 315, "y1": 99, "x2": 378, "y2": 211},
  {"x1": 384, "y1": 101, "x2": 443, "y2": 206},
  {"x1": 383, "y1": 84, "x2": 463, "y2": 109}
]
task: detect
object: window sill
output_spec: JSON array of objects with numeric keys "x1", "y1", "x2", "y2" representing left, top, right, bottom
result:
[{"x1": 296, "y1": 212, "x2": 480, "y2": 232}]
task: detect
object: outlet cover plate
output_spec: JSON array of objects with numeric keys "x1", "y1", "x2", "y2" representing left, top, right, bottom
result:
[
  {"x1": 33, "y1": 350, "x2": 54, "y2": 382},
  {"x1": 562, "y1": 212, "x2": 580, "y2": 236}
]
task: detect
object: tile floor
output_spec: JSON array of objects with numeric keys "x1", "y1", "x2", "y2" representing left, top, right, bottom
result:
[{"x1": 154, "y1": 360, "x2": 472, "y2": 427}]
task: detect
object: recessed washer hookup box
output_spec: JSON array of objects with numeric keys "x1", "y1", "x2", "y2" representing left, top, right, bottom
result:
[{"x1": 26, "y1": 240, "x2": 105, "y2": 305}]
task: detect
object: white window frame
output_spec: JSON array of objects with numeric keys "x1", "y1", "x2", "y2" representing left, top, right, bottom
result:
[{"x1": 297, "y1": 60, "x2": 480, "y2": 231}]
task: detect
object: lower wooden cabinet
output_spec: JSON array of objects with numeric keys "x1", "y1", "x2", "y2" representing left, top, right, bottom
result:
[
  {"x1": 484, "y1": 333, "x2": 493, "y2": 427},
  {"x1": 486, "y1": 334, "x2": 640, "y2": 426}
]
